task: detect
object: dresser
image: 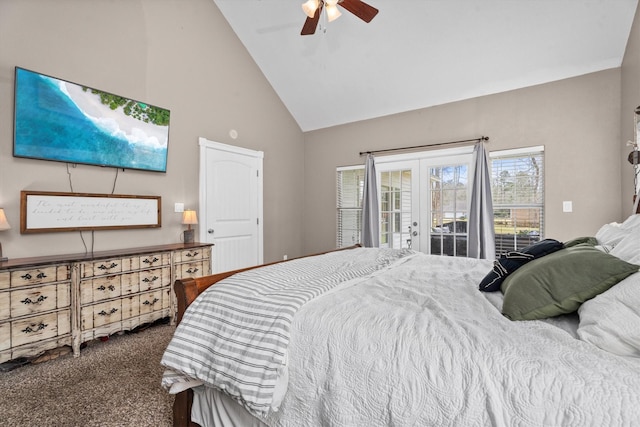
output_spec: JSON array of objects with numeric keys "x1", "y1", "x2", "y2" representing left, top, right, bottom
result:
[{"x1": 0, "y1": 243, "x2": 211, "y2": 364}]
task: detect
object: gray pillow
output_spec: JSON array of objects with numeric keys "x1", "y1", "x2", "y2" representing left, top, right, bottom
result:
[{"x1": 501, "y1": 244, "x2": 639, "y2": 321}]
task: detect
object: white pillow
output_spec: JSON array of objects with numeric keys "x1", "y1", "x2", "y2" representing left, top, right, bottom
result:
[
  {"x1": 620, "y1": 213, "x2": 640, "y2": 230},
  {"x1": 595, "y1": 214, "x2": 640, "y2": 247},
  {"x1": 577, "y1": 271, "x2": 640, "y2": 357},
  {"x1": 610, "y1": 226, "x2": 640, "y2": 265}
]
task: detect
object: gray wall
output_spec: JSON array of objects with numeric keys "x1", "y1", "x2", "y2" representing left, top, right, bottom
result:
[
  {"x1": 0, "y1": 0, "x2": 305, "y2": 262},
  {"x1": 622, "y1": 1, "x2": 640, "y2": 213},
  {"x1": 303, "y1": 69, "x2": 624, "y2": 254}
]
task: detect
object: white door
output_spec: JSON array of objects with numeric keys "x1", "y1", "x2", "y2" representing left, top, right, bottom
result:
[
  {"x1": 376, "y1": 160, "x2": 420, "y2": 250},
  {"x1": 199, "y1": 137, "x2": 263, "y2": 273},
  {"x1": 375, "y1": 148, "x2": 473, "y2": 255}
]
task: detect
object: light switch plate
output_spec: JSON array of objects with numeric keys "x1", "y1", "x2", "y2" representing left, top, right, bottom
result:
[
  {"x1": 562, "y1": 201, "x2": 573, "y2": 213},
  {"x1": 174, "y1": 202, "x2": 184, "y2": 213}
]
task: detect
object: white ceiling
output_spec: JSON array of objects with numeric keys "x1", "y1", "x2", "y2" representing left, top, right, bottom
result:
[{"x1": 213, "y1": 0, "x2": 638, "y2": 132}]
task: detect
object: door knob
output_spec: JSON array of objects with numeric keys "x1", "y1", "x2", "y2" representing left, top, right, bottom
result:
[{"x1": 208, "y1": 229, "x2": 214, "y2": 234}]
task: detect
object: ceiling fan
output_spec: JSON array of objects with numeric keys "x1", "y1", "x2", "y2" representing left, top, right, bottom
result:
[{"x1": 301, "y1": 0, "x2": 379, "y2": 36}]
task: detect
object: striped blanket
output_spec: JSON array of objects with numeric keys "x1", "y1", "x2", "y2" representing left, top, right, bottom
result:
[{"x1": 161, "y1": 247, "x2": 415, "y2": 418}]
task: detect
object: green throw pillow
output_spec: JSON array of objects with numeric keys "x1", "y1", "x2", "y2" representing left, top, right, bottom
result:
[
  {"x1": 501, "y1": 244, "x2": 639, "y2": 321},
  {"x1": 563, "y1": 236, "x2": 598, "y2": 248}
]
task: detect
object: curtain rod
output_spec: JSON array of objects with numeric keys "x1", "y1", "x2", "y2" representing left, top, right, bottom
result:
[{"x1": 359, "y1": 136, "x2": 489, "y2": 156}]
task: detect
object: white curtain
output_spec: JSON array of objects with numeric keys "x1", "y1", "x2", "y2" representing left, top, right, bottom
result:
[
  {"x1": 468, "y1": 141, "x2": 495, "y2": 259},
  {"x1": 361, "y1": 153, "x2": 379, "y2": 247}
]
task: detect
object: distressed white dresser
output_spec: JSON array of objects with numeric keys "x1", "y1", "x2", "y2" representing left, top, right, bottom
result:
[{"x1": 0, "y1": 242, "x2": 211, "y2": 364}]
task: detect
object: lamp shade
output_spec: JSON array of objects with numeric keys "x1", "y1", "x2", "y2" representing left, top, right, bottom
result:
[
  {"x1": 0, "y1": 208, "x2": 10, "y2": 231},
  {"x1": 302, "y1": 0, "x2": 319, "y2": 18},
  {"x1": 325, "y1": 3, "x2": 341, "y2": 22},
  {"x1": 182, "y1": 210, "x2": 198, "y2": 225}
]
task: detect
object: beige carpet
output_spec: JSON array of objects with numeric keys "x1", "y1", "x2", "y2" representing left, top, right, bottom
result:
[{"x1": 0, "y1": 322, "x2": 175, "y2": 427}]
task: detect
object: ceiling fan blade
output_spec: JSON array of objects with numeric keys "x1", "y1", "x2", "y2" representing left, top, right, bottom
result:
[
  {"x1": 339, "y1": 0, "x2": 379, "y2": 23},
  {"x1": 301, "y1": 3, "x2": 323, "y2": 35}
]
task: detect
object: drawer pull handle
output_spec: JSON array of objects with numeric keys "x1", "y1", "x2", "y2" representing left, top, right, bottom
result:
[
  {"x1": 142, "y1": 298, "x2": 159, "y2": 306},
  {"x1": 21, "y1": 295, "x2": 48, "y2": 305},
  {"x1": 186, "y1": 268, "x2": 199, "y2": 274},
  {"x1": 143, "y1": 257, "x2": 159, "y2": 264},
  {"x1": 98, "y1": 308, "x2": 118, "y2": 316},
  {"x1": 19, "y1": 272, "x2": 47, "y2": 281},
  {"x1": 22, "y1": 322, "x2": 48, "y2": 333},
  {"x1": 97, "y1": 285, "x2": 116, "y2": 292},
  {"x1": 142, "y1": 276, "x2": 159, "y2": 283},
  {"x1": 98, "y1": 262, "x2": 118, "y2": 270},
  {"x1": 185, "y1": 251, "x2": 199, "y2": 258}
]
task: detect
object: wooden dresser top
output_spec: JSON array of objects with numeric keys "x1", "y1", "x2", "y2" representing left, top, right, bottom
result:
[{"x1": 0, "y1": 242, "x2": 213, "y2": 270}]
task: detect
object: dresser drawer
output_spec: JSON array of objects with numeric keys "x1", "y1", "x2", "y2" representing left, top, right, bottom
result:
[
  {"x1": 119, "y1": 255, "x2": 140, "y2": 272},
  {"x1": 175, "y1": 248, "x2": 205, "y2": 263},
  {"x1": 0, "y1": 271, "x2": 9, "y2": 290},
  {"x1": 121, "y1": 295, "x2": 140, "y2": 320},
  {"x1": 82, "y1": 300, "x2": 122, "y2": 330},
  {"x1": 178, "y1": 261, "x2": 205, "y2": 278},
  {"x1": 10, "y1": 265, "x2": 68, "y2": 287},
  {"x1": 11, "y1": 310, "x2": 70, "y2": 348},
  {"x1": 140, "y1": 252, "x2": 170, "y2": 268},
  {"x1": 81, "y1": 275, "x2": 122, "y2": 305},
  {"x1": 10, "y1": 283, "x2": 71, "y2": 318},
  {"x1": 121, "y1": 271, "x2": 140, "y2": 296},
  {"x1": 139, "y1": 290, "x2": 167, "y2": 315},
  {"x1": 0, "y1": 292, "x2": 9, "y2": 321},
  {"x1": 82, "y1": 258, "x2": 123, "y2": 278},
  {"x1": 139, "y1": 267, "x2": 170, "y2": 292},
  {"x1": 0, "y1": 322, "x2": 9, "y2": 352}
]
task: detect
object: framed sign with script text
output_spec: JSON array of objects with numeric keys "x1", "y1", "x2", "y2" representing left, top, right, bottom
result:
[{"x1": 20, "y1": 191, "x2": 161, "y2": 233}]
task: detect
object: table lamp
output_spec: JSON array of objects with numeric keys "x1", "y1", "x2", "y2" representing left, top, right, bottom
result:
[
  {"x1": 182, "y1": 210, "x2": 198, "y2": 243},
  {"x1": 0, "y1": 208, "x2": 11, "y2": 262}
]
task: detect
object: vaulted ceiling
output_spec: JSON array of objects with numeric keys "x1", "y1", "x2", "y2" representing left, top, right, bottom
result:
[{"x1": 213, "y1": 0, "x2": 638, "y2": 132}]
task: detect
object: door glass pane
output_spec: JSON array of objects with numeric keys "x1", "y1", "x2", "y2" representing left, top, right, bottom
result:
[
  {"x1": 380, "y1": 169, "x2": 412, "y2": 249},
  {"x1": 429, "y1": 164, "x2": 468, "y2": 256}
]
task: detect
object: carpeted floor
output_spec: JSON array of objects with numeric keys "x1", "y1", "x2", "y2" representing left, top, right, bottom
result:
[{"x1": 0, "y1": 322, "x2": 175, "y2": 427}]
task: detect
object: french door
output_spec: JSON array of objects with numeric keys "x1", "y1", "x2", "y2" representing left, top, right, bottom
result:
[{"x1": 376, "y1": 149, "x2": 473, "y2": 256}]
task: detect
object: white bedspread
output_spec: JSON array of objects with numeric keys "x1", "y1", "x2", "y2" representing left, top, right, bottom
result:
[
  {"x1": 261, "y1": 253, "x2": 640, "y2": 427},
  {"x1": 162, "y1": 247, "x2": 414, "y2": 417}
]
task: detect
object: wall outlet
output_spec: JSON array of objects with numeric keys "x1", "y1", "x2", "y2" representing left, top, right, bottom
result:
[
  {"x1": 562, "y1": 201, "x2": 573, "y2": 213},
  {"x1": 283, "y1": 255, "x2": 288, "y2": 260},
  {"x1": 174, "y1": 203, "x2": 184, "y2": 213}
]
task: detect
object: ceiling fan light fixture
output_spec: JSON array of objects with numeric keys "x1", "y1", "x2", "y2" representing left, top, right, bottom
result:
[
  {"x1": 302, "y1": 0, "x2": 319, "y2": 18},
  {"x1": 326, "y1": 4, "x2": 342, "y2": 22},
  {"x1": 301, "y1": 0, "x2": 378, "y2": 36}
]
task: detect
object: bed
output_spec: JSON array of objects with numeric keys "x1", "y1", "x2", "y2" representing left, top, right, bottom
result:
[{"x1": 161, "y1": 216, "x2": 640, "y2": 427}]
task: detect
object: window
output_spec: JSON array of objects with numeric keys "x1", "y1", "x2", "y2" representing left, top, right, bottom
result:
[
  {"x1": 490, "y1": 146, "x2": 545, "y2": 255},
  {"x1": 336, "y1": 146, "x2": 545, "y2": 258},
  {"x1": 429, "y1": 164, "x2": 469, "y2": 256},
  {"x1": 336, "y1": 167, "x2": 364, "y2": 247},
  {"x1": 336, "y1": 148, "x2": 472, "y2": 255}
]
